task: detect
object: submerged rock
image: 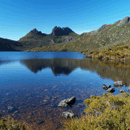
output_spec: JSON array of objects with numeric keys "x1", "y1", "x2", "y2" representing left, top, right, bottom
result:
[
  {"x1": 8, "y1": 106, "x2": 14, "y2": 110},
  {"x1": 119, "y1": 89, "x2": 125, "y2": 93},
  {"x1": 7, "y1": 105, "x2": 18, "y2": 113},
  {"x1": 103, "y1": 84, "x2": 111, "y2": 90},
  {"x1": 107, "y1": 87, "x2": 115, "y2": 93},
  {"x1": 58, "y1": 96, "x2": 76, "y2": 107},
  {"x1": 62, "y1": 111, "x2": 76, "y2": 118}
]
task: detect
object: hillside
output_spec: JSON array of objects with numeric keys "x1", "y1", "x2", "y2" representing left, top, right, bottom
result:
[
  {"x1": 27, "y1": 16, "x2": 130, "y2": 56},
  {"x1": 18, "y1": 26, "x2": 78, "y2": 50},
  {"x1": 0, "y1": 37, "x2": 22, "y2": 51}
]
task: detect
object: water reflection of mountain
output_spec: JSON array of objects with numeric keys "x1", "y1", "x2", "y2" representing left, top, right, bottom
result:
[
  {"x1": 20, "y1": 59, "x2": 130, "y2": 84},
  {"x1": 0, "y1": 58, "x2": 130, "y2": 84},
  {"x1": 20, "y1": 59, "x2": 78, "y2": 76}
]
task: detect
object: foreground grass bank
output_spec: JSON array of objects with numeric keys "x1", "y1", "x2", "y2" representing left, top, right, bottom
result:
[
  {"x1": 64, "y1": 93, "x2": 130, "y2": 130},
  {"x1": 0, "y1": 114, "x2": 26, "y2": 130}
]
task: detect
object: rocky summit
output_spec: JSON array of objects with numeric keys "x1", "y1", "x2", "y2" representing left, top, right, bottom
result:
[
  {"x1": 51, "y1": 26, "x2": 74, "y2": 36},
  {"x1": 28, "y1": 28, "x2": 46, "y2": 36},
  {"x1": 117, "y1": 16, "x2": 130, "y2": 26}
]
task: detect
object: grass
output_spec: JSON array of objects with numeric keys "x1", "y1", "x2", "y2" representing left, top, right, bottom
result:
[{"x1": 0, "y1": 114, "x2": 26, "y2": 130}]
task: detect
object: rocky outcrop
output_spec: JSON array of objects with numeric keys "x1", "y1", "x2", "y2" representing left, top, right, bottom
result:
[
  {"x1": 82, "y1": 30, "x2": 98, "y2": 36},
  {"x1": 58, "y1": 96, "x2": 76, "y2": 107},
  {"x1": 98, "y1": 24, "x2": 112, "y2": 31},
  {"x1": 62, "y1": 36, "x2": 74, "y2": 42},
  {"x1": 51, "y1": 26, "x2": 74, "y2": 36},
  {"x1": 117, "y1": 16, "x2": 130, "y2": 26}
]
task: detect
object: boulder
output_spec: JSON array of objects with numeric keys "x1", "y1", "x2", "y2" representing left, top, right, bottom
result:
[
  {"x1": 103, "y1": 84, "x2": 111, "y2": 90},
  {"x1": 107, "y1": 87, "x2": 115, "y2": 93},
  {"x1": 114, "y1": 81, "x2": 123, "y2": 86},
  {"x1": 62, "y1": 111, "x2": 76, "y2": 118},
  {"x1": 119, "y1": 89, "x2": 125, "y2": 93},
  {"x1": 58, "y1": 96, "x2": 76, "y2": 107},
  {"x1": 127, "y1": 89, "x2": 130, "y2": 91}
]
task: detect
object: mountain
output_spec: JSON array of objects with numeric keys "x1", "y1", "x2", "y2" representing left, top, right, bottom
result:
[
  {"x1": 18, "y1": 26, "x2": 78, "y2": 51},
  {"x1": 50, "y1": 26, "x2": 74, "y2": 36},
  {"x1": 0, "y1": 37, "x2": 22, "y2": 51},
  {"x1": 27, "y1": 16, "x2": 130, "y2": 54}
]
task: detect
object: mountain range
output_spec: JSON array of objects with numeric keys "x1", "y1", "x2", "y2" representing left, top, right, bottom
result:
[
  {"x1": 0, "y1": 26, "x2": 78, "y2": 51},
  {"x1": 1, "y1": 16, "x2": 130, "y2": 52},
  {"x1": 28, "y1": 16, "x2": 130, "y2": 52}
]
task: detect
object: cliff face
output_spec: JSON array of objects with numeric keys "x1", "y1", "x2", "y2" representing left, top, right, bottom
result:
[
  {"x1": 29, "y1": 28, "x2": 47, "y2": 36},
  {"x1": 50, "y1": 26, "x2": 74, "y2": 36}
]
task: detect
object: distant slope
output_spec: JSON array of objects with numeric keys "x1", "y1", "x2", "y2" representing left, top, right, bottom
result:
[
  {"x1": 18, "y1": 27, "x2": 78, "y2": 50},
  {"x1": 0, "y1": 37, "x2": 22, "y2": 51},
  {"x1": 27, "y1": 16, "x2": 130, "y2": 53}
]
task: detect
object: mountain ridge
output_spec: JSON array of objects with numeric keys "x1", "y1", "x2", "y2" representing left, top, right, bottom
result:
[
  {"x1": 27, "y1": 16, "x2": 130, "y2": 60},
  {"x1": 1, "y1": 16, "x2": 130, "y2": 52}
]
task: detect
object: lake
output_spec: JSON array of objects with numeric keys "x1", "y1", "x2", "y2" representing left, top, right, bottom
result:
[{"x1": 0, "y1": 51, "x2": 129, "y2": 130}]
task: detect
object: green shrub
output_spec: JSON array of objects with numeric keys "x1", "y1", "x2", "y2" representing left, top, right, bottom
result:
[{"x1": 64, "y1": 93, "x2": 130, "y2": 130}]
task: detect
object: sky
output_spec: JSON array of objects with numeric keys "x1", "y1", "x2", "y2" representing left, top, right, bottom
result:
[{"x1": 0, "y1": 0, "x2": 130, "y2": 41}]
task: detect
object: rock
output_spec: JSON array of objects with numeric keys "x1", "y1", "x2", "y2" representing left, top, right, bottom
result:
[
  {"x1": 8, "y1": 105, "x2": 14, "y2": 110},
  {"x1": 51, "y1": 26, "x2": 74, "y2": 36},
  {"x1": 58, "y1": 99, "x2": 68, "y2": 107},
  {"x1": 29, "y1": 28, "x2": 46, "y2": 36},
  {"x1": 114, "y1": 81, "x2": 123, "y2": 86},
  {"x1": 62, "y1": 111, "x2": 76, "y2": 118},
  {"x1": 98, "y1": 24, "x2": 112, "y2": 31},
  {"x1": 119, "y1": 89, "x2": 125, "y2": 93},
  {"x1": 7, "y1": 105, "x2": 18, "y2": 113},
  {"x1": 117, "y1": 16, "x2": 130, "y2": 26},
  {"x1": 103, "y1": 84, "x2": 111, "y2": 90},
  {"x1": 82, "y1": 30, "x2": 98, "y2": 36},
  {"x1": 62, "y1": 36, "x2": 74, "y2": 43},
  {"x1": 127, "y1": 89, "x2": 130, "y2": 91},
  {"x1": 107, "y1": 87, "x2": 115, "y2": 93},
  {"x1": 58, "y1": 96, "x2": 76, "y2": 107}
]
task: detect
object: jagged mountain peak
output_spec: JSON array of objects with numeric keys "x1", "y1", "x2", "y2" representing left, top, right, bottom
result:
[
  {"x1": 30, "y1": 28, "x2": 38, "y2": 33},
  {"x1": 29, "y1": 28, "x2": 44, "y2": 35},
  {"x1": 51, "y1": 26, "x2": 74, "y2": 36},
  {"x1": 117, "y1": 16, "x2": 130, "y2": 26}
]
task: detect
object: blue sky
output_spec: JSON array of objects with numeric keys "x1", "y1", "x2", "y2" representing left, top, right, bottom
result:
[{"x1": 0, "y1": 0, "x2": 130, "y2": 40}]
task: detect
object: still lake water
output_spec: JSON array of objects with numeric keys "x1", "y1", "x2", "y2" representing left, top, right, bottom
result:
[{"x1": 0, "y1": 52, "x2": 129, "y2": 130}]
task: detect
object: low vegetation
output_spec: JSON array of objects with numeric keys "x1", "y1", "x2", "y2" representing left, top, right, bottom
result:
[
  {"x1": 83, "y1": 43, "x2": 130, "y2": 61},
  {"x1": 0, "y1": 114, "x2": 26, "y2": 130},
  {"x1": 64, "y1": 93, "x2": 130, "y2": 130}
]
